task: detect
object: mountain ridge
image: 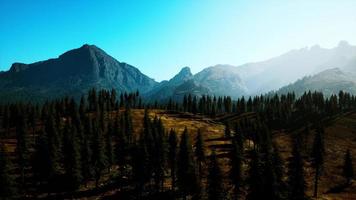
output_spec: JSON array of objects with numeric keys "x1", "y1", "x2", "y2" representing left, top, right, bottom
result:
[
  {"x1": 1, "y1": 41, "x2": 356, "y2": 102},
  {"x1": 0, "y1": 44, "x2": 158, "y2": 102}
]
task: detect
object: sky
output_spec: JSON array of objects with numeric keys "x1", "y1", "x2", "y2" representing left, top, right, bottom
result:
[{"x1": 1, "y1": 0, "x2": 356, "y2": 81}]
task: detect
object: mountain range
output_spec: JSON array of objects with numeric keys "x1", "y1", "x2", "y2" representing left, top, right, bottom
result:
[{"x1": 1, "y1": 41, "x2": 356, "y2": 103}]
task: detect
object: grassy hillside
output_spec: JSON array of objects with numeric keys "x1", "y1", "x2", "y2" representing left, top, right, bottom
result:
[
  {"x1": 134, "y1": 109, "x2": 356, "y2": 200},
  {"x1": 1, "y1": 109, "x2": 355, "y2": 199}
]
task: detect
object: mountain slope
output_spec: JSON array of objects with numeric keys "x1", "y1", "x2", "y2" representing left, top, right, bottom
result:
[
  {"x1": 277, "y1": 68, "x2": 356, "y2": 96},
  {"x1": 144, "y1": 66, "x2": 195, "y2": 101},
  {"x1": 146, "y1": 65, "x2": 248, "y2": 101},
  {"x1": 154, "y1": 41, "x2": 356, "y2": 100},
  {"x1": 236, "y1": 41, "x2": 356, "y2": 94},
  {"x1": 0, "y1": 44, "x2": 157, "y2": 102},
  {"x1": 194, "y1": 64, "x2": 248, "y2": 98}
]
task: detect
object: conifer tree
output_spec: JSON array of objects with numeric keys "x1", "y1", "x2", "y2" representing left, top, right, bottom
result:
[
  {"x1": 124, "y1": 108, "x2": 133, "y2": 145},
  {"x1": 288, "y1": 139, "x2": 306, "y2": 200},
  {"x1": 115, "y1": 119, "x2": 127, "y2": 174},
  {"x1": 0, "y1": 144, "x2": 17, "y2": 199},
  {"x1": 225, "y1": 122, "x2": 231, "y2": 138},
  {"x1": 246, "y1": 149, "x2": 264, "y2": 200},
  {"x1": 45, "y1": 114, "x2": 61, "y2": 179},
  {"x1": 168, "y1": 129, "x2": 178, "y2": 191},
  {"x1": 343, "y1": 149, "x2": 354, "y2": 185},
  {"x1": 91, "y1": 119, "x2": 107, "y2": 188},
  {"x1": 33, "y1": 129, "x2": 51, "y2": 188},
  {"x1": 16, "y1": 114, "x2": 29, "y2": 187},
  {"x1": 105, "y1": 122, "x2": 114, "y2": 171},
  {"x1": 28, "y1": 106, "x2": 37, "y2": 138},
  {"x1": 194, "y1": 129, "x2": 205, "y2": 178},
  {"x1": 262, "y1": 150, "x2": 280, "y2": 200},
  {"x1": 272, "y1": 144, "x2": 286, "y2": 199},
  {"x1": 311, "y1": 126, "x2": 325, "y2": 198},
  {"x1": 81, "y1": 132, "x2": 93, "y2": 186},
  {"x1": 79, "y1": 96, "x2": 87, "y2": 121},
  {"x1": 230, "y1": 139, "x2": 243, "y2": 200},
  {"x1": 63, "y1": 123, "x2": 83, "y2": 191},
  {"x1": 207, "y1": 150, "x2": 223, "y2": 200},
  {"x1": 2, "y1": 105, "x2": 10, "y2": 136},
  {"x1": 234, "y1": 123, "x2": 244, "y2": 152},
  {"x1": 177, "y1": 127, "x2": 199, "y2": 199},
  {"x1": 153, "y1": 118, "x2": 167, "y2": 191},
  {"x1": 183, "y1": 95, "x2": 188, "y2": 112},
  {"x1": 132, "y1": 135, "x2": 150, "y2": 196}
]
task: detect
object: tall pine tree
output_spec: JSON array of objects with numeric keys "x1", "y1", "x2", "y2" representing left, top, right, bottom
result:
[
  {"x1": 63, "y1": 123, "x2": 83, "y2": 191},
  {"x1": 207, "y1": 150, "x2": 223, "y2": 200},
  {"x1": 288, "y1": 139, "x2": 306, "y2": 200},
  {"x1": 177, "y1": 127, "x2": 199, "y2": 199},
  {"x1": 0, "y1": 144, "x2": 17, "y2": 199},
  {"x1": 343, "y1": 149, "x2": 354, "y2": 185},
  {"x1": 168, "y1": 129, "x2": 178, "y2": 192},
  {"x1": 16, "y1": 113, "x2": 29, "y2": 187},
  {"x1": 230, "y1": 139, "x2": 243, "y2": 200},
  {"x1": 194, "y1": 128, "x2": 205, "y2": 178},
  {"x1": 311, "y1": 126, "x2": 325, "y2": 198},
  {"x1": 91, "y1": 119, "x2": 107, "y2": 188},
  {"x1": 246, "y1": 149, "x2": 264, "y2": 200}
]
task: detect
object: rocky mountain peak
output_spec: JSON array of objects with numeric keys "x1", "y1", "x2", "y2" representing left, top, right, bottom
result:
[
  {"x1": 179, "y1": 66, "x2": 192, "y2": 75},
  {"x1": 0, "y1": 44, "x2": 158, "y2": 102},
  {"x1": 169, "y1": 66, "x2": 193, "y2": 85},
  {"x1": 9, "y1": 63, "x2": 29, "y2": 73}
]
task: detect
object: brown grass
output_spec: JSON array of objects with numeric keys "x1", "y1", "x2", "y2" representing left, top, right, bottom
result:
[{"x1": 1, "y1": 109, "x2": 355, "y2": 199}]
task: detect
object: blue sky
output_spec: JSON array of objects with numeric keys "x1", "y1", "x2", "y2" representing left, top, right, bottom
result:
[{"x1": 1, "y1": 0, "x2": 356, "y2": 81}]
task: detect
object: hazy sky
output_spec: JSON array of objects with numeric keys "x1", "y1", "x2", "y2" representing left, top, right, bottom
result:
[{"x1": 1, "y1": 0, "x2": 356, "y2": 81}]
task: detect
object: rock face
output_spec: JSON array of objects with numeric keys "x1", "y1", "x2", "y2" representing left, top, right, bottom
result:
[
  {"x1": 0, "y1": 44, "x2": 157, "y2": 102},
  {"x1": 169, "y1": 66, "x2": 193, "y2": 86}
]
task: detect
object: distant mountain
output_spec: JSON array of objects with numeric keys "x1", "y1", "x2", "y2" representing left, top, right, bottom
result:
[
  {"x1": 156, "y1": 41, "x2": 356, "y2": 99},
  {"x1": 0, "y1": 44, "x2": 157, "y2": 102},
  {"x1": 277, "y1": 68, "x2": 356, "y2": 96},
  {"x1": 236, "y1": 41, "x2": 356, "y2": 95},
  {"x1": 171, "y1": 79, "x2": 210, "y2": 100},
  {"x1": 144, "y1": 67, "x2": 196, "y2": 101},
  {"x1": 194, "y1": 64, "x2": 248, "y2": 98},
  {"x1": 146, "y1": 65, "x2": 248, "y2": 101}
]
